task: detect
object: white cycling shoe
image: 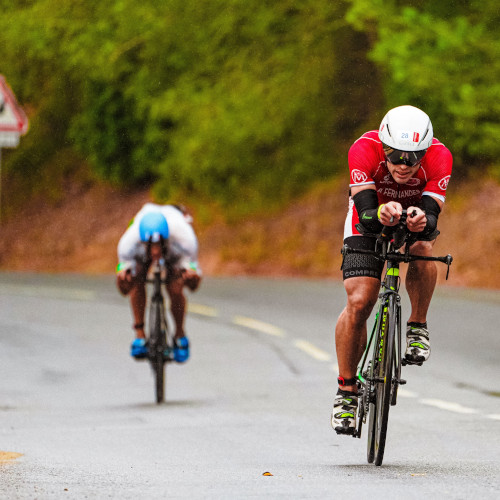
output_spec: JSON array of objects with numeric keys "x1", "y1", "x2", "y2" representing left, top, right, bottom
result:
[
  {"x1": 331, "y1": 390, "x2": 358, "y2": 435},
  {"x1": 405, "y1": 324, "x2": 430, "y2": 365}
]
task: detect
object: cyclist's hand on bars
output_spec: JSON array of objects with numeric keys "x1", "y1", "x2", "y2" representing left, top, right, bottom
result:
[
  {"x1": 182, "y1": 268, "x2": 201, "y2": 291},
  {"x1": 117, "y1": 268, "x2": 132, "y2": 282},
  {"x1": 379, "y1": 201, "x2": 402, "y2": 226},
  {"x1": 406, "y1": 206, "x2": 427, "y2": 232}
]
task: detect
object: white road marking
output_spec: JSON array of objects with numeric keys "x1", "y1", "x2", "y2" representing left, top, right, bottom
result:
[
  {"x1": 187, "y1": 303, "x2": 218, "y2": 317},
  {"x1": 486, "y1": 414, "x2": 500, "y2": 421},
  {"x1": 419, "y1": 398, "x2": 478, "y2": 415},
  {"x1": 232, "y1": 316, "x2": 286, "y2": 337},
  {"x1": 294, "y1": 340, "x2": 331, "y2": 362},
  {"x1": 398, "y1": 388, "x2": 419, "y2": 398}
]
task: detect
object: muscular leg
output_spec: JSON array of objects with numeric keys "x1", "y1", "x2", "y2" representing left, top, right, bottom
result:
[
  {"x1": 405, "y1": 240, "x2": 436, "y2": 323},
  {"x1": 167, "y1": 275, "x2": 186, "y2": 340},
  {"x1": 117, "y1": 269, "x2": 148, "y2": 340},
  {"x1": 130, "y1": 282, "x2": 147, "y2": 339},
  {"x1": 335, "y1": 276, "x2": 380, "y2": 393}
]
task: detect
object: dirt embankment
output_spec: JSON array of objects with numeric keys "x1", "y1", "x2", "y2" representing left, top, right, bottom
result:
[{"x1": 0, "y1": 177, "x2": 498, "y2": 289}]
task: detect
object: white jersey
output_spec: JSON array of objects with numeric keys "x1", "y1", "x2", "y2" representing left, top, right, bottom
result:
[{"x1": 117, "y1": 203, "x2": 200, "y2": 273}]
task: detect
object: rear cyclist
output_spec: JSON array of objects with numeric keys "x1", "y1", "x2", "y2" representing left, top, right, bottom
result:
[
  {"x1": 331, "y1": 105, "x2": 453, "y2": 435},
  {"x1": 116, "y1": 203, "x2": 202, "y2": 362}
]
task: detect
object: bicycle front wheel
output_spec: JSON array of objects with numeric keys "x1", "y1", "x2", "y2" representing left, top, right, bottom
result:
[
  {"x1": 366, "y1": 358, "x2": 377, "y2": 464},
  {"x1": 373, "y1": 295, "x2": 397, "y2": 466},
  {"x1": 154, "y1": 353, "x2": 164, "y2": 404},
  {"x1": 149, "y1": 298, "x2": 166, "y2": 404}
]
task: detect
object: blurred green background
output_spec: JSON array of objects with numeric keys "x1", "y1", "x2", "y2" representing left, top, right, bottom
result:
[{"x1": 1, "y1": 0, "x2": 499, "y2": 220}]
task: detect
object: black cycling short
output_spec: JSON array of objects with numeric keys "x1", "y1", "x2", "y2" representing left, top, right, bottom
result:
[
  {"x1": 342, "y1": 236, "x2": 384, "y2": 281},
  {"x1": 341, "y1": 229, "x2": 439, "y2": 281}
]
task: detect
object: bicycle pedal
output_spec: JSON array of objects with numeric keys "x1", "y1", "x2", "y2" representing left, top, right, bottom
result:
[
  {"x1": 403, "y1": 357, "x2": 423, "y2": 366},
  {"x1": 335, "y1": 427, "x2": 355, "y2": 436},
  {"x1": 399, "y1": 378, "x2": 407, "y2": 385}
]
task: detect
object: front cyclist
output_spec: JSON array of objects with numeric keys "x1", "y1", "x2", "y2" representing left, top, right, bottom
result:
[
  {"x1": 116, "y1": 203, "x2": 202, "y2": 362},
  {"x1": 331, "y1": 105, "x2": 453, "y2": 435}
]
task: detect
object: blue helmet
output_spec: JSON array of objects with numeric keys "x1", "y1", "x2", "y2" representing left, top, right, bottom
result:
[{"x1": 139, "y1": 212, "x2": 169, "y2": 243}]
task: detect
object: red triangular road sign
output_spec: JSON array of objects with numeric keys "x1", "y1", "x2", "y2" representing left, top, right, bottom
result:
[{"x1": 0, "y1": 75, "x2": 29, "y2": 134}]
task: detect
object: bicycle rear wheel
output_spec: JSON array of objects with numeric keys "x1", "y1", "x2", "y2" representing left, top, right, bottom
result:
[
  {"x1": 154, "y1": 352, "x2": 164, "y2": 404},
  {"x1": 391, "y1": 303, "x2": 402, "y2": 407},
  {"x1": 373, "y1": 295, "x2": 397, "y2": 466}
]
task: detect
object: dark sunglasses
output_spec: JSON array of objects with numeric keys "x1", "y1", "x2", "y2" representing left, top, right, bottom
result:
[{"x1": 383, "y1": 145, "x2": 427, "y2": 167}]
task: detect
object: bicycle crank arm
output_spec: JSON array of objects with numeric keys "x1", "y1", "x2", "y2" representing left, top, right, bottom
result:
[{"x1": 371, "y1": 376, "x2": 406, "y2": 385}]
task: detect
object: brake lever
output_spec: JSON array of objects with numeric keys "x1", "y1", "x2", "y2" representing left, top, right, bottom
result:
[
  {"x1": 340, "y1": 244, "x2": 349, "y2": 270},
  {"x1": 445, "y1": 254, "x2": 453, "y2": 280}
]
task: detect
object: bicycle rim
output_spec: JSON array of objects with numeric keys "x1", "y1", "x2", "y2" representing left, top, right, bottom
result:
[{"x1": 373, "y1": 295, "x2": 396, "y2": 466}]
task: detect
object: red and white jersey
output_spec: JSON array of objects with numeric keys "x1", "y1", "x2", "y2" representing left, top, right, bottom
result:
[{"x1": 345, "y1": 130, "x2": 453, "y2": 238}]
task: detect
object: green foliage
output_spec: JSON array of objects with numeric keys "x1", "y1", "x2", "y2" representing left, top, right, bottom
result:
[
  {"x1": 2, "y1": 0, "x2": 370, "y2": 214},
  {"x1": 1, "y1": 0, "x2": 499, "y2": 217}
]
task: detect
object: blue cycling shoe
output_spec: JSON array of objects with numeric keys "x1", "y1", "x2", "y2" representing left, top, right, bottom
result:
[
  {"x1": 174, "y1": 336, "x2": 190, "y2": 363},
  {"x1": 130, "y1": 338, "x2": 148, "y2": 359}
]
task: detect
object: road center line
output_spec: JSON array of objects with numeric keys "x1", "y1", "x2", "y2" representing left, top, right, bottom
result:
[
  {"x1": 293, "y1": 340, "x2": 331, "y2": 362},
  {"x1": 232, "y1": 316, "x2": 286, "y2": 337},
  {"x1": 187, "y1": 303, "x2": 218, "y2": 317},
  {"x1": 190, "y1": 308, "x2": 498, "y2": 423},
  {"x1": 0, "y1": 451, "x2": 23, "y2": 462},
  {"x1": 0, "y1": 284, "x2": 96, "y2": 301}
]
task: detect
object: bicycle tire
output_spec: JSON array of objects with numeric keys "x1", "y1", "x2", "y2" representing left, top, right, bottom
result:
[
  {"x1": 366, "y1": 357, "x2": 377, "y2": 463},
  {"x1": 373, "y1": 295, "x2": 397, "y2": 466},
  {"x1": 154, "y1": 351, "x2": 164, "y2": 404},
  {"x1": 149, "y1": 298, "x2": 166, "y2": 404}
]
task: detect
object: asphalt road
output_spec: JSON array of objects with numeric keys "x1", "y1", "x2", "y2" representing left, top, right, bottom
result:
[{"x1": 0, "y1": 272, "x2": 499, "y2": 498}]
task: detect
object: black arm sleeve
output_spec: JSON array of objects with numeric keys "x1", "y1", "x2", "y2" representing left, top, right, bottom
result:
[
  {"x1": 353, "y1": 189, "x2": 383, "y2": 233},
  {"x1": 419, "y1": 195, "x2": 441, "y2": 233}
]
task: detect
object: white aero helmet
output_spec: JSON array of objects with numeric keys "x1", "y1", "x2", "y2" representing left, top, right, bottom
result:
[{"x1": 379, "y1": 105, "x2": 433, "y2": 152}]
